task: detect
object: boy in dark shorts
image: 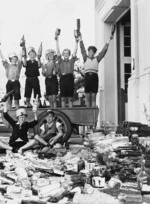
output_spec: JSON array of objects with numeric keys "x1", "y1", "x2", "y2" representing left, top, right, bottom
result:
[
  {"x1": 42, "y1": 49, "x2": 58, "y2": 108},
  {"x1": 0, "y1": 98, "x2": 38, "y2": 153},
  {"x1": 0, "y1": 49, "x2": 23, "y2": 109},
  {"x1": 79, "y1": 27, "x2": 115, "y2": 107},
  {"x1": 22, "y1": 47, "x2": 42, "y2": 107},
  {"x1": 18, "y1": 110, "x2": 63, "y2": 154},
  {"x1": 55, "y1": 33, "x2": 79, "y2": 108}
]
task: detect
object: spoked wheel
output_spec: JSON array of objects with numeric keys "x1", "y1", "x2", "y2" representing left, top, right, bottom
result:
[{"x1": 38, "y1": 109, "x2": 73, "y2": 143}]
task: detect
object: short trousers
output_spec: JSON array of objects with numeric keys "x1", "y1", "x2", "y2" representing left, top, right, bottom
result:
[
  {"x1": 9, "y1": 141, "x2": 27, "y2": 153},
  {"x1": 45, "y1": 76, "x2": 58, "y2": 96},
  {"x1": 44, "y1": 134, "x2": 63, "y2": 145},
  {"x1": 6, "y1": 80, "x2": 21, "y2": 100},
  {"x1": 84, "y1": 72, "x2": 98, "y2": 93},
  {"x1": 25, "y1": 77, "x2": 41, "y2": 98},
  {"x1": 60, "y1": 74, "x2": 74, "y2": 97}
]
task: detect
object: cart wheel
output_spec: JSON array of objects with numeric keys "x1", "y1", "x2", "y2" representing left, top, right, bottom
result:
[{"x1": 38, "y1": 109, "x2": 73, "y2": 143}]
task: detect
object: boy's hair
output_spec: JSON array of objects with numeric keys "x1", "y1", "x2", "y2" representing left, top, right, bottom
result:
[
  {"x1": 88, "y1": 46, "x2": 97, "y2": 54},
  {"x1": 46, "y1": 110, "x2": 55, "y2": 117},
  {"x1": 27, "y1": 47, "x2": 36, "y2": 55},
  {"x1": 9, "y1": 56, "x2": 18, "y2": 62},
  {"x1": 62, "y1": 49, "x2": 71, "y2": 56}
]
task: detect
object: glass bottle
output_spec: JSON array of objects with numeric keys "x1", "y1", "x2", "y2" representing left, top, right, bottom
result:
[{"x1": 137, "y1": 159, "x2": 147, "y2": 191}]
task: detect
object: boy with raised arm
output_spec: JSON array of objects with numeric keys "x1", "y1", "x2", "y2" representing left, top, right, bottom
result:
[
  {"x1": 0, "y1": 45, "x2": 23, "y2": 109},
  {"x1": 55, "y1": 31, "x2": 79, "y2": 108},
  {"x1": 42, "y1": 49, "x2": 58, "y2": 108},
  {"x1": 22, "y1": 41, "x2": 42, "y2": 107},
  {"x1": 0, "y1": 98, "x2": 38, "y2": 153},
  {"x1": 79, "y1": 25, "x2": 115, "y2": 107}
]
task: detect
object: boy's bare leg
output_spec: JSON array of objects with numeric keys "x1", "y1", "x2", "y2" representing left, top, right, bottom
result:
[
  {"x1": 18, "y1": 139, "x2": 38, "y2": 154},
  {"x1": 0, "y1": 140, "x2": 12, "y2": 151},
  {"x1": 34, "y1": 135, "x2": 48, "y2": 146},
  {"x1": 26, "y1": 98, "x2": 31, "y2": 107},
  {"x1": 52, "y1": 95, "x2": 57, "y2": 108},
  {"x1": 91, "y1": 93, "x2": 97, "y2": 107},
  {"x1": 48, "y1": 96, "x2": 53, "y2": 108},
  {"x1": 85, "y1": 93, "x2": 91, "y2": 107},
  {"x1": 61, "y1": 97, "x2": 66, "y2": 108},
  {"x1": 7, "y1": 99, "x2": 12, "y2": 109},
  {"x1": 15, "y1": 100, "x2": 20, "y2": 109},
  {"x1": 68, "y1": 97, "x2": 73, "y2": 108}
]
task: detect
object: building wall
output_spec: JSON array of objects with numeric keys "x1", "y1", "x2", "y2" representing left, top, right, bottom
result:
[{"x1": 128, "y1": 0, "x2": 150, "y2": 124}]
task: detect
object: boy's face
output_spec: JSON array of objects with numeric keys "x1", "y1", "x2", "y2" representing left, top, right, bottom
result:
[
  {"x1": 63, "y1": 50, "x2": 70, "y2": 60},
  {"x1": 29, "y1": 51, "x2": 36, "y2": 60},
  {"x1": 18, "y1": 115, "x2": 26, "y2": 125},
  {"x1": 46, "y1": 114, "x2": 54, "y2": 123},
  {"x1": 88, "y1": 50, "x2": 95, "y2": 58},
  {"x1": 11, "y1": 56, "x2": 18, "y2": 65},
  {"x1": 47, "y1": 52, "x2": 55, "y2": 61}
]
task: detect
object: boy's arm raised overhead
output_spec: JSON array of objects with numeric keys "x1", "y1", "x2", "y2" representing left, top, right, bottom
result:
[
  {"x1": 22, "y1": 47, "x2": 27, "y2": 67},
  {"x1": 0, "y1": 48, "x2": 5, "y2": 61},
  {"x1": 79, "y1": 33, "x2": 87, "y2": 62},
  {"x1": 97, "y1": 24, "x2": 115, "y2": 63},
  {"x1": 55, "y1": 36, "x2": 61, "y2": 57},
  {"x1": 72, "y1": 37, "x2": 79, "y2": 57}
]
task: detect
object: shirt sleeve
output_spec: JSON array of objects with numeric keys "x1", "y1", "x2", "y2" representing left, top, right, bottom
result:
[
  {"x1": 80, "y1": 40, "x2": 88, "y2": 62},
  {"x1": 2, "y1": 60, "x2": 10, "y2": 69},
  {"x1": 56, "y1": 122, "x2": 62, "y2": 129},
  {"x1": 71, "y1": 56, "x2": 78, "y2": 64},
  {"x1": 96, "y1": 43, "x2": 109, "y2": 63},
  {"x1": 3, "y1": 112, "x2": 16, "y2": 127},
  {"x1": 28, "y1": 120, "x2": 38, "y2": 128},
  {"x1": 40, "y1": 124, "x2": 45, "y2": 132},
  {"x1": 41, "y1": 64, "x2": 46, "y2": 77},
  {"x1": 57, "y1": 55, "x2": 63, "y2": 64}
]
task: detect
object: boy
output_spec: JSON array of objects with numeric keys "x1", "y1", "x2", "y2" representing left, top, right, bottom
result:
[
  {"x1": 42, "y1": 49, "x2": 58, "y2": 108},
  {"x1": 0, "y1": 48, "x2": 23, "y2": 109},
  {"x1": 18, "y1": 110, "x2": 63, "y2": 154},
  {"x1": 0, "y1": 98, "x2": 38, "y2": 153},
  {"x1": 22, "y1": 46, "x2": 42, "y2": 107},
  {"x1": 55, "y1": 33, "x2": 79, "y2": 108},
  {"x1": 79, "y1": 28, "x2": 115, "y2": 107}
]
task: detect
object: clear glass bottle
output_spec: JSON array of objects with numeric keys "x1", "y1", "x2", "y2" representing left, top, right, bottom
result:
[{"x1": 137, "y1": 158, "x2": 147, "y2": 191}]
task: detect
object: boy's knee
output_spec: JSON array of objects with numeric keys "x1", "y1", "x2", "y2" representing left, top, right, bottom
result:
[{"x1": 34, "y1": 134, "x2": 40, "y2": 140}]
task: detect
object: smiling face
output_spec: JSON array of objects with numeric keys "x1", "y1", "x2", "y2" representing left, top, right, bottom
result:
[
  {"x1": 28, "y1": 51, "x2": 36, "y2": 61},
  {"x1": 18, "y1": 115, "x2": 26, "y2": 125},
  {"x1": 46, "y1": 113, "x2": 55, "y2": 124},
  {"x1": 10, "y1": 56, "x2": 18, "y2": 65},
  {"x1": 62, "y1": 49, "x2": 71, "y2": 60},
  {"x1": 88, "y1": 50, "x2": 95, "y2": 58},
  {"x1": 46, "y1": 52, "x2": 55, "y2": 61}
]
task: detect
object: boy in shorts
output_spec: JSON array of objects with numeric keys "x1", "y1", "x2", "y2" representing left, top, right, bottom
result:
[
  {"x1": 22, "y1": 47, "x2": 42, "y2": 107},
  {"x1": 18, "y1": 110, "x2": 63, "y2": 154},
  {"x1": 0, "y1": 48, "x2": 23, "y2": 109},
  {"x1": 0, "y1": 98, "x2": 38, "y2": 153},
  {"x1": 79, "y1": 28, "x2": 115, "y2": 107},
  {"x1": 55, "y1": 33, "x2": 79, "y2": 108},
  {"x1": 42, "y1": 49, "x2": 58, "y2": 108}
]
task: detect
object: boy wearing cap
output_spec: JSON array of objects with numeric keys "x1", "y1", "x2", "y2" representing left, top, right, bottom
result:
[
  {"x1": 42, "y1": 49, "x2": 58, "y2": 108},
  {"x1": 55, "y1": 34, "x2": 79, "y2": 108},
  {"x1": 0, "y1": 99, "x2": 38, "y2": 153},
  {"x1": 22, "y1": 47, "x2": 42, "y2": 107},
  {"x1": 0, "y1": 48, "x2": 23, "y2": 109},
  {"x1": 79, "y1": 29, "x2": 114, "y2": 107},
  {"x1": 18, "y1": 110, "x2": 63, "y2": 154}
]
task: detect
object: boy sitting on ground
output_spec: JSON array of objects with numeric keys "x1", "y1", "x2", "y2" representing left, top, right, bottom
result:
[
  {"x1": 18, "y1": 110, "x2": 63, "y2": 154},
  {"x1": 0, "y1": 98, "x2": 38, "y2": 153}
]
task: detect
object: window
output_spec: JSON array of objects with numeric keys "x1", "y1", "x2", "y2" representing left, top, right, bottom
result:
[
  {"x1": 124, "y1": 63, "x2": 131, "y2": 93},
  {"x1": 124, "y1": 26, "x2": 131, "y2": 57}
]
